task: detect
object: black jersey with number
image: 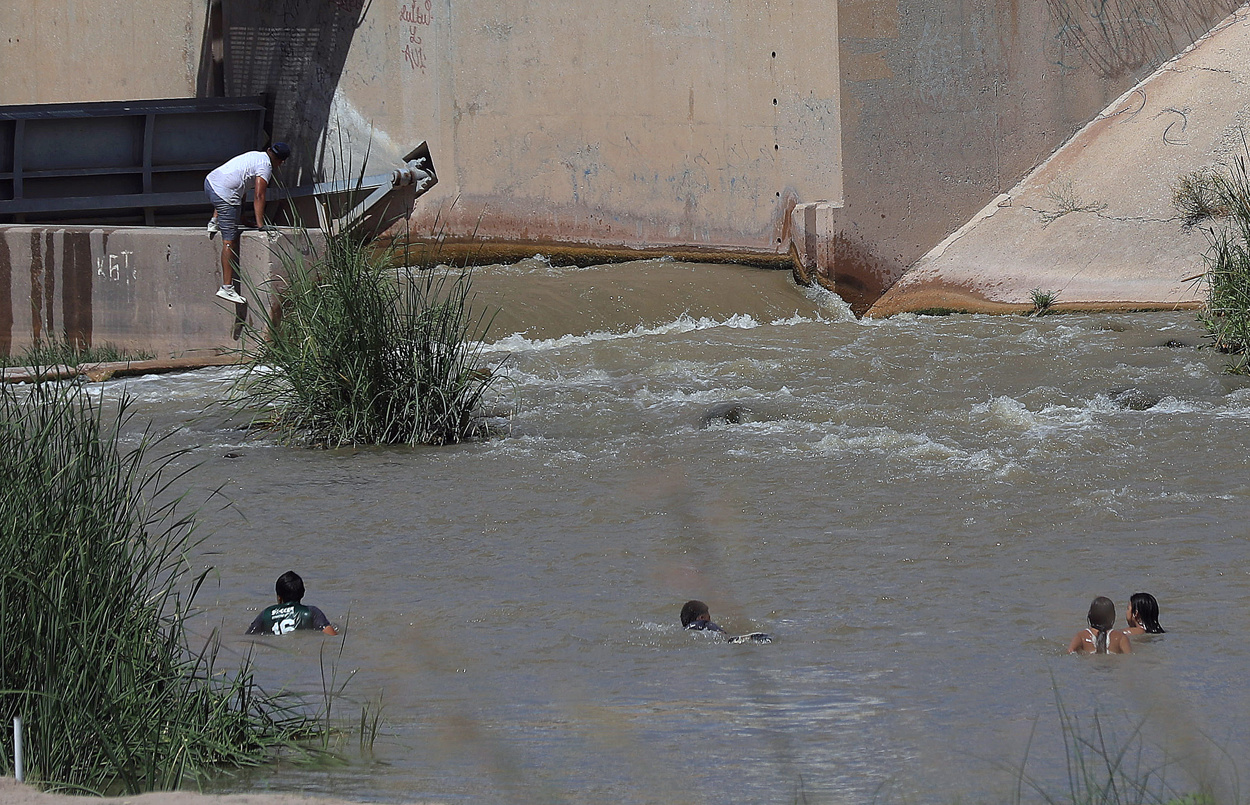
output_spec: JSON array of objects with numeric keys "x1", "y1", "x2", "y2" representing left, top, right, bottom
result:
[{"x1": 247, "y1": 602, "x2": 332, "y2": 635}]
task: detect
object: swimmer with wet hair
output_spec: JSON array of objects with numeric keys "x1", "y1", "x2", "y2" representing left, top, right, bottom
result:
[
  {"x1": 1123, "y1": 592, "x2": 1166, "y2": 635},
  {"x1": 680, "y1": 599, "x2": 723, "y2": 632},
  {"x1": 247, "y1": 570, "x2": 338, "y2": 636},
  {"x1": 680, "y1": 600, "x2": 772, "y2": 643},
  {"x1": 1068, "y1": 596, "x2": 1131, "y2": 654}
]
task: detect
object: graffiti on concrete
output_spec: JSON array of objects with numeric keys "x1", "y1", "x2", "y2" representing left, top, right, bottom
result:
[
  {"x1": 96, "y1": 251, "x2": 136, "y2": 284},
  {"x1": 1046, "y1": 0, "x2": 1238, "y2": 78},
  {"x1": 400, "y1": 0, "x2": 432, "y2": 72}
]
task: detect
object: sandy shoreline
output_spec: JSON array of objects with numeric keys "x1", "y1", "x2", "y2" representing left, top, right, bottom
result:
[{"x1": 0, "y1": 779, "x2": 435, "y2": 805}]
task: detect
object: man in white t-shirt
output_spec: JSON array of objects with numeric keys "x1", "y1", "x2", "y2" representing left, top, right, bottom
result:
[{"x1": 204, "y1": 142, "x2": 291, "y2": 304}]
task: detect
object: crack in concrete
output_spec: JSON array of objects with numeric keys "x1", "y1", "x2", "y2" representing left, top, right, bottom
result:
[{"x1": 1021, "y1": 204, "x2": 1183, "y2": 225}]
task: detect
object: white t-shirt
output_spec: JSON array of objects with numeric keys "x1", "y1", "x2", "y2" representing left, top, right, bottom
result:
[{"x1": 207, "y1": 151, "x2": 273, "y2": 205}]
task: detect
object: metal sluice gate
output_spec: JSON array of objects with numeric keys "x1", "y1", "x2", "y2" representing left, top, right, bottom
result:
[{"x1": 0, "y1": 96, "x2": 435, "y2": 236}]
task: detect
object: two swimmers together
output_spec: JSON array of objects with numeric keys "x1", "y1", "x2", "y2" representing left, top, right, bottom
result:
[{"x1": 1068, "y1": 592, "x2": 1165, "y2": 655}]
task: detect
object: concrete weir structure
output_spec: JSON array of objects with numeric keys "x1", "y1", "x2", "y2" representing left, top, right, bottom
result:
[
  {"x1": 869, "y1": 5, "x2": 1250, "y2": 316},
  {"x1": 0, "y1": 227, "x2": 296, "y2": 358},
  {"x1": 0, "y1": 0, "x2": 1245, "y2": 351}
]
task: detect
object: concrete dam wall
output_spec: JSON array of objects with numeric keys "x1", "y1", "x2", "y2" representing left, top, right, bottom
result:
[
  {"x1": 0, "y1": 0, "x2": 1243, "y2": 355},
  {"x1": 868, "y1": 6, "x2": 1250, "y2": 316},
  {"x1": 0, "y1": 226, "x2": 303, "y2": 359}
]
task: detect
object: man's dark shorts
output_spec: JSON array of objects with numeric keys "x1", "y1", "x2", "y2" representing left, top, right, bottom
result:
[{"x1": 204, "y1": 178, "x2": 241, "y2": 242}]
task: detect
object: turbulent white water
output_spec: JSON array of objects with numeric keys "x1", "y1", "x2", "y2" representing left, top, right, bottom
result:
[{"x1": 89, "y1": 260, "x2": 1250, "y2": 804}]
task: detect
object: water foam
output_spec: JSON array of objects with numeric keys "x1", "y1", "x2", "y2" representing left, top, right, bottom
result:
[
  {"x1": 971, "y1": 395, "x2": 1102, "y2": 437},
  {"x1": 486, "y1": 313, "x2": 765, "y2": 353}
]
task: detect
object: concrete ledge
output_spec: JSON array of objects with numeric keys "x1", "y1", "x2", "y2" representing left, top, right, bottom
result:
[
  {"x1": 0, "y1": 225, "x2": 317, "y2": 357},
  {"x1": 1, "y1": 355, "x2": 242, "y2": 385}
]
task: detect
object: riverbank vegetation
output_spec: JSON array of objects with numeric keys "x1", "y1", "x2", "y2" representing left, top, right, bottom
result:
[
  {"x1": 235, "y1": 227, "x2": 505, "y2": 447},
  {"x1": 1029, "y1": 288, "x2": 1059, "y2": 316},
  {"x1": 1174, "y1": 147, "x2": 1250, "y2": 372},
  {"x1": 1009, "y1": 704, "x2": 1223, "y2": 805},
  {"x1": 1, "y1": 339, "x2": 154, "y2": 368},
  {"x1": 0, "y1": 382, "x2": 315, "y2": 794}
]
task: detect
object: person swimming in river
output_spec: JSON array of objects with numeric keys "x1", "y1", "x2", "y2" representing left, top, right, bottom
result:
[
  {"x1": 1068, "y1": 596, "x2": 1131, "y2": 654},
  {"x1": 680, "y1": 599, "x2": 772, "y2": 643},
  {"x1": 1121, "y1": 592, "x2": 1166, "y2": 636},
  {"x1": 247, "y1": 571, "x2": 339, "y2": 636},
  {"x1": 681, "y1": 599, "x2": 724, "y2": 632}
]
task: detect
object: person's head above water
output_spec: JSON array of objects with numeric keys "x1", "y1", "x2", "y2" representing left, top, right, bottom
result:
[
  {"x1": 1087, "y1": 596, "x2": 1116, "y2": 632},
  {"x1": 1128, "y1": 592, "x2": 1166, "y2": 633},
  {"x1": 680, "y1": 600, "x2": 709, "y2": 627},
  {"x1": 275, "y1": 570, "x2": 305, "y2": 604},
  {"x1": 680, "y1": 599, "x2": 723, "y2": 631}
]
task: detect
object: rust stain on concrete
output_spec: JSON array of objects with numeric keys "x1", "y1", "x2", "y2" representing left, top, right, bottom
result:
[
  {"x1": 29, "y1": 231, "x2": 49, "y2": 344},
  {"x1": 831, "y1": 232, "x2": 897, "y2": 316},
  {"x1": 841, "y1": 0, "x2": 899, "y2": 38},
  {"x1": 866, "y1": 279, "x2": 1009, "y2": 317},
  {"x1": 388, "y1": 236, "x2": 794, "y2": 272},
  {"x1": 845, "y1": 51, "x2": 894, "y2": 82},
  {"x1": 0, "y1": 235, "x2": 10, "y2": 357},
  {"x1": 62, "y1": 230, "x2": 94, "y2": 351}
]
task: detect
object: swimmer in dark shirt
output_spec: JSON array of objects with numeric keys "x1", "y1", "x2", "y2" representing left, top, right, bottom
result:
[
  {"x1": 247, "y1": 571, "x2": 339, "y2": 636},
  {"x1": 680, "y1": 599, "x2": 771, "y2": 643},
  {"x1": 680, "y1": 599, "x2": 724, "y2": 632}
]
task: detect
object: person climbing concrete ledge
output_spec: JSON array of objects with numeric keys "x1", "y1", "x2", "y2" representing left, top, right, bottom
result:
[{"x1": 204, "y1": 141, "x2": 291, "y2": 305}]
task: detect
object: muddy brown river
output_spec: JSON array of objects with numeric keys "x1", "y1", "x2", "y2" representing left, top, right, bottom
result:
[{"x1": 82, "y1": 259, "x2": 1250, "y2": 804}]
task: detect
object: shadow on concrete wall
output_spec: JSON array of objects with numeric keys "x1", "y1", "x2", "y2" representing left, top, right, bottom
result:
[
  {"x1": 195, "y1": 0, "x2": 226, "y2": 98},
  {"x1": 1045, "y1": 0, "x2": 1242, "y2": 78},
  {"x1": 204, "y1": 0, "x2": 372, "y2": 186}
]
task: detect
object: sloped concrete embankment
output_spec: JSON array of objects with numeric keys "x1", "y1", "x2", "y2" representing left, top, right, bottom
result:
[
  {"x1": 0, "y1": 226, "x2": 311, "y2": 360},
  {"x1": 867, "y1": 5, "x2": 1250, "y2": 317}
]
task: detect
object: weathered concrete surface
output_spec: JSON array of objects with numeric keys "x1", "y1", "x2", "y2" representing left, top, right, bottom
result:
[
  {"x1": 1, "y1": 0, "x2": 1243, "y2": 312},
  {"x1": 0, "y1": 226, "x2": 309, "y2": 358},
  {"x1": 387, "y1": 0, "x2": 1240, "y2": 308},
  {"x1": 867, "y1": 5, "x2": 1250, "y2": 317},
  {"x1": 0, "y1": 0, "x2": 206, "y2": 103}
]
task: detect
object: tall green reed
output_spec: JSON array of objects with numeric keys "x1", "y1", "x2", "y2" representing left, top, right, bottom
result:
[
  {"x1": 1005, "y1": 692, "x2": 1232, "y2": 805},
  {"x1": 0, "y1": 381, "x2": 313, "y2": 794},
  {"x1": 2, "y1": 339, "x2": 155, "y2": 368},
  {"x1": 1174, "y1": 142, "x2": 1250, "y2": 372},
  {"x1": 235, "y1": 225, "x2": 506, "y2": 448}
]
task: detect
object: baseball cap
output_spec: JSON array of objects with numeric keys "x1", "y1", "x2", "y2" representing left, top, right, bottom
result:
[{"x1": 271, "y1": 142, "x2": 292, "y2": 160}]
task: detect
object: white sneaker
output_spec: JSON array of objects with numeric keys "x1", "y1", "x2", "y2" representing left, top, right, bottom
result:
[
  {"x1": 215, "y1": 285, "x2": 246, "y2": 304},
  {"x1": 207, "y1": 219, "x2": 219, "y2": 240}
]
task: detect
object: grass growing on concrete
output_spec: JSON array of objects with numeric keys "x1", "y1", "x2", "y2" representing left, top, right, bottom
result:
[
  {"x1": 1040, "y1": 180, "x2": 1108, "y2": 227},
  {"x1": 236, "y1": 228, "x2": 505, "y2": 447},
  {"x1": 2, "y1": 339, "x2": 155, "y2": 368},
  {"x1": 1029, "y1": 289, "x2": 1059, "y2": 316},
  {"x1": 1173, "y1": 148, "x2": 1250, "y2": 372},
  {"x1": 0, "y1": 382, "x2": 315, "y2": 794},
  {"x1": 1173, "y1": 167, "x2": 1231, "y2": 228}
]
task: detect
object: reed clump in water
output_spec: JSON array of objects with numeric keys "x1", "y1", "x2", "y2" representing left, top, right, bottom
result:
[
  {"x1": 237, "y1": 227, "x2": 504, "y2": 447},
  {"x1": 1173, "y1": 147, "x2": 1250, "y2": 372},
  {"x1": 0, "y1": 382, "x2": 313, "y2": 794}
]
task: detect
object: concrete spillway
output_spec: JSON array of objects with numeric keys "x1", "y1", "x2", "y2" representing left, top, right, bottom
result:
[{"x1": 867, "y1": 6, "x2": 1250, "y2": 317}]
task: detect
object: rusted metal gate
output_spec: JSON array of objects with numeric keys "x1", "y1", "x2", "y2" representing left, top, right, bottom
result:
[{"x1": 0, "y1": 97, "x2": 266, "y2": 225}]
